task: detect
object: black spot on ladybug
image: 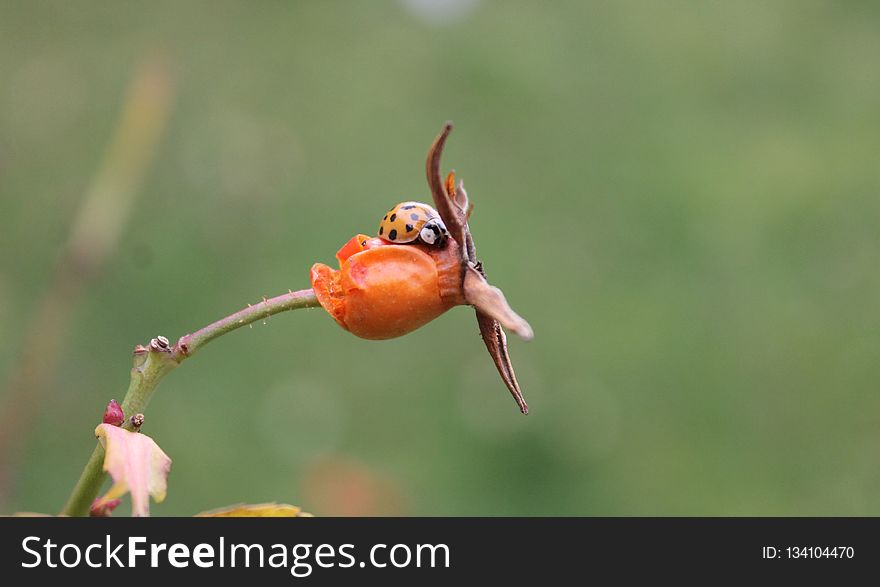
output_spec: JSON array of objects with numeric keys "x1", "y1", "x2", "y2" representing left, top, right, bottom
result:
[
  {"x1": 361, "y1": 240, "x2": 366, "y2": 246},
  {"x1": 379, "y1": 226, "x2": 384, "y2": 236},
  {"x1": 388, "y1": 229, "x2": 397, "y2": 240},
  {"x1": 390, "y1": 213, "x2": 397, "y2": 222},
  {"x1": 410, "y1": 213, "x2": 419, "y2": 221},
  {"x1": 405, "y1": 224, "x2": 414, "y2": 232},
  {"x1": 383, "y1": 215, "x2": 387, "y2": 220}
]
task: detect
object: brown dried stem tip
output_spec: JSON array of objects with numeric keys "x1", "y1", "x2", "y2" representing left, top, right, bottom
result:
[
  {"x1": 426, "y1": 122, "x2": 533, "y2": 414},
  {"x1": 130, "y1": 413, "x2": 145, "y2": 430}
]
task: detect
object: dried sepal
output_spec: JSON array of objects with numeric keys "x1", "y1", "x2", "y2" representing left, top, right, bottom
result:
[
  {"x1": 476, "y1": 310, "x2": 528, "y2": 414},
  {"x1": 463, "y1": 266, "x2": 534, "y2": 341},
  {"x1": 425, "y1": 122, "x2": 534, "y2": 413},
  {"x1": 427, "y1": 123, "x2": 470, "y2": 266}
]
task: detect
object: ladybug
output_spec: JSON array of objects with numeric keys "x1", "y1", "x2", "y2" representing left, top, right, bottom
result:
[{"x1": 378, "y1": 201, "x2": 449, "y2": 246}]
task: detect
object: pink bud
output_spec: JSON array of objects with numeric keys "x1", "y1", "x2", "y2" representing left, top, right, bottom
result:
[
  {"x1": 102, "y1": 399, "x2": 125, "y2": 426},
  {"x1": 90, "y1": 497, "x2": 122, "y2": 517}
]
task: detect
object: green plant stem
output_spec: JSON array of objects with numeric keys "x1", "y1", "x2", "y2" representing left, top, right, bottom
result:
[
  {"x1": 60, "y1": 288, "x2": 320, "y2": 516},
  {"x1": 0, "y1": 59, "x2": 173, "y2": 510}
]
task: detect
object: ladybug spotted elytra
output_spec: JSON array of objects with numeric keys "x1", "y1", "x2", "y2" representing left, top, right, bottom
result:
[{"x1": 378, "y1": 201, "x2": 449, "y2": 247}]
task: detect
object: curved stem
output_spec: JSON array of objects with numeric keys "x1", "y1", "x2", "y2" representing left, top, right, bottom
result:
[
  {"x1": 175, "y1": 289, "x2": 320, "y2": 359},
  {"x1": 60, "y1": 288, "x2": 319, "y2": 516}
]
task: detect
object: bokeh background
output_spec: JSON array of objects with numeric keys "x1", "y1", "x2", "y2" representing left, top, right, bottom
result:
[{"x1": 1, "y1": 0, "x2": 879, "y2": 516}]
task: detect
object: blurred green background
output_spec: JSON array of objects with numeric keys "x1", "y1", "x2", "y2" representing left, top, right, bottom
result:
[{"x1": 1, "y1": 0, "x2": 879, "y2": 516}]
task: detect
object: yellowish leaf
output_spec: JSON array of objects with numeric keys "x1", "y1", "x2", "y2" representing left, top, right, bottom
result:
[
  {"x1": 195, "y1": 503, "x2": 312, "y2": 517},
  {"x1": 94, "y1": 423, "x2": 172, "y2": 517}
]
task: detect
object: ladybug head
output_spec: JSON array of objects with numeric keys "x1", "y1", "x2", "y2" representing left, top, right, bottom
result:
[{"x1": 419, "y1": 218, "x2": 449, "y2": 247}]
